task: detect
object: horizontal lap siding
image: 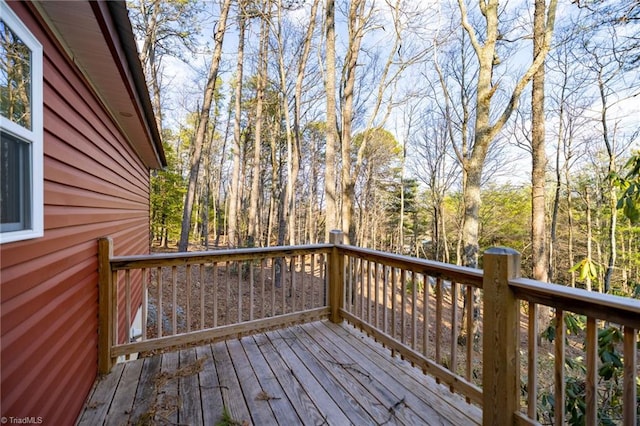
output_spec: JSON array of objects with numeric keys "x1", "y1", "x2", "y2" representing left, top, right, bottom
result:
[{"x1": 0, "y1": 3, "x2": 152, "y2": 425}]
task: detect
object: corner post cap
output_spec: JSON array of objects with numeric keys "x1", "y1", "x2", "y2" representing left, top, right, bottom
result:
[
  {"x1": 484, "y1": 246, "x2": 520, "y2": 256},
  {"x1": 329, "y1": 230, "x2": 344, "y2": 244}
]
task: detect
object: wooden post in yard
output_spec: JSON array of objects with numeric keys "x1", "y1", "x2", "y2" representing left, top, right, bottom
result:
[
  {"x1": 482, "y1": 247, "x2": 521, "y2": 426},
  {"x1": 329, "y1": 230, "x2": 344, "y2": 323},
  {"x1": 98, "y1": 237, "x2": 114, "y2": 374}
]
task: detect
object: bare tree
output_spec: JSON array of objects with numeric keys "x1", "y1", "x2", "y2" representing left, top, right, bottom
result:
[
  {"x1": 456, "y1": 0, "x2": 558, "y2": 267},
  {"x1": 323, "y1": 0, "x2": 339, "y2": 241},
  {"x1": 248, "y1": 2, "x2": 270, "y2": 248},
  {"x1": 178, "y1": 0, "x2": 233, "y2": 251},
  {"x1": 227, "y1": 4, "x2": 248, "y2": 248}
]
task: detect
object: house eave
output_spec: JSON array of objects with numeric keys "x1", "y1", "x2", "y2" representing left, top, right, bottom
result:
[{"x1": 32, "y1": 0, "x2": 166, "y2": 169}]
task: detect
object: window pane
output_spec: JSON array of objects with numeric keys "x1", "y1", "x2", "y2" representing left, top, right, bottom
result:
[
  {"x1": 0, "y1": 131, "x2": 31, "y2": 232},
  {"x1": 0, "y1": 18, "x2": 32, "y2": 129}
]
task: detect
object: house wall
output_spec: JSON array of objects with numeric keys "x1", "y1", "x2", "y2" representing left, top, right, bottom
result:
[{"x1": 0, "y1": 3, "x2": 152, "y2": 424}]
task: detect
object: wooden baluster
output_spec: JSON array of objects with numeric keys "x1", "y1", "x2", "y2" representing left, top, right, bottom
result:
[
  {"x1": 271, "y1": 258, "x2": 276, "y2": 317},
  {"x1": 554, "y1": 308, "x2": 565, "y2": 426},
  {"x1": 322, "y1": 254, "x2": 328, "y2": 308},
  {"x1": 199, "y1": 264, "x2": 205, "y2": 329},
  {"x1": 142, "y1": 268, "x2": 148, "y2": 341},
  {"x1": 422, "y1": 274, "x2": 429, "y2": 358},
  {"x1": 125, "y1": 269, "x2": 131, "y2": 344},
  {"x1": 311, "y1": 254, "x2": 316, "y2": 308},
  {"x1": 353, "y1": 258, "x2": 358, "y2": 318},
  {"x1": 528, "y1": 302, "x2": 539, "y2": 419},
  {"x1": 172, "y1": 266, "x2": 177, "y2": 335},
  {"x1": 383, "y1": 265, "x2": 388, "y2": 334},
  {"x1": 401, "y1": 269, "x2": 406, "y2": 345},
  {"x1": 281, "y1": 258, "x2": 286, "y2": 315},
  {"x1": 112, "y1": 269, "x2": 118, "y2": 346},
  {"x1": 226, "y1": 261, "x2": 231, "y2": 326},
  {"x1": 212, "y1": 263, "x2": 218, "y2": 327},
  {"x1": 260, "y1": 259, "x2": 266, "y2": 319},
  {"x1": 466, "y1": 284, "x2": 473, "y2": 383},
  {"x1": 412, "y1": 271, "x2": 417, "y2": 350},
  {"x1": 374, "y1": 263, "x2": 379, "y2": 329},
  {"x1": 186, "y1": 264, "x2": 191, "y2": 333},
  {"x1": 237, "y1": 261, "x2": 242, "y2": 323},
  {"x1": 157, "y1": 267, "x2": 163, "y2": 337},
  {"x1": 344, "y1": 257, "x2": 350, "y2": 313},
  {"x1": 585, "y1": 317, "x2": 597, "y2": 426},
  {"x1": 392, "y1": 267, "x2": 397, "y2": 343},
  {"x1": 301, "y1": 255, "x2": 306, "y2": 311},
  {"x1": 291, "y1": 256, "x2": 297, "y2": 313},
  {"x1": 359, "y1": 259, "x2": 365, "y2": 321},
  {"x1": 367, "y1": 260, "x2": 372, "y2": 325},
  {"x1": 249, "y1": 261, "x2": 255, "y2": 321},
  {"x1": 435, "y1": 277, "x2": 442, "y2": 369},
  {"x1": 622, "y1": 326, "x2": 637, "y2": 426},
  {"x1": 450, "y1": 281, "x2": 458, "y2": 379}
]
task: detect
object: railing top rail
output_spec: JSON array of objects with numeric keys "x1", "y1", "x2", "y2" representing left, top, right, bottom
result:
[
  {"x1": 510, "y1": 277, "x2": 640, "y2": 329},
  {"x1": 109, "y1": 243, "x2": 333, "y2": 270},
  {"x1": 337, "y1": 244, "x2": 484, "y2": 288}
]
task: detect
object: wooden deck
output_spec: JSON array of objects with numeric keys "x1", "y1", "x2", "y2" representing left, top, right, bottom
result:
[{"x1": 78, "y1": 320, "x2": 482, "y2": 425}]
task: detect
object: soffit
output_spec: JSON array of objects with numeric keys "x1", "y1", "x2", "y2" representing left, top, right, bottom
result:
[{"x1": 33, "y1": 1, "x2": 164, "y2": 169}]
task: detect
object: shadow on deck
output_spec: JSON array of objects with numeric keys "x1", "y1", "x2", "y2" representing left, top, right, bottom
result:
[{"x1": 78, "y1": 320, "x2": 481, "y2": 425}]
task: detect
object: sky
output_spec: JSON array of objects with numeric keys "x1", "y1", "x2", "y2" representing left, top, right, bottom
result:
[{"x1": 148, "y1": 0, "x2": 639, "y2": 189}]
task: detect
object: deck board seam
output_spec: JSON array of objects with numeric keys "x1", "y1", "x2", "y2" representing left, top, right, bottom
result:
[{"x1": 332, "y1": 321, "x2": 482, "y2": 424}]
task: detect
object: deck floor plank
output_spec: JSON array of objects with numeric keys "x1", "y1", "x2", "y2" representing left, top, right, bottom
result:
[
  {"x1": 157, "y1": 350, "x2": 180, "y2": 424},
  {"x1": 104, "y1": 358, "x2": 143, "y2": 426},
  {"x1": 302, "y1": 321, "x2": 445, "y2": 425},
  {"x1": 276, "y1": 326, "x2": 381, "y2": 424},
  {"x1": 211, "y1": 338, "x2": 252, "y2": 425},
  {"x1": 195, "y1": 344, "x2": 224, "y2": 425},
  {"x1": 226, "y1": 338, "x2": 279, "y2": 425},
  {"x1": 333, "y1": 320, "x2": 482, "y2": 424},
  {"x1": 289, "y1": 323, "x2": 416, "y2": 425},
  {"x1": 128, "y1": 355, "x2": 162, "y2": 425},
  {"x1": 239, "y1": 335, "x2": 305, "y2": 425},
  {"x1": 78, "y1": 320, "x2": 482, "y2": 425},
  {"x1": 179, "y1": 348, "x2": 204, "y2": 425},
  {"x1": 77, "y1": 362, "x2": 125, "y2": 425},
  {"x1": 259, "y1": 330, "x2": 351, "y2": 425}
]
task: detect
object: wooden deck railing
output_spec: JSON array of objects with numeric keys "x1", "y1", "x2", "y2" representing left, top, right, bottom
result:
[
  {"x1": 98, "y1": 232, "x2": 639, "y2": 426},
  {"x1": 98, "y1": 238, "x2": 333, "y2": 372}
]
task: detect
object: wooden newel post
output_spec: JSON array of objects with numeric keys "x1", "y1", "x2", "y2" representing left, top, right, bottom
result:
[
  {"x1": 482, "y1": 247, "x2": 521, "y2": 426},
  {"x1": 98, "y1": 237, "x2": 114, "y2": 374},
  {"x1": 329, "y1": 230, "x2": 344, "y2": 323}
]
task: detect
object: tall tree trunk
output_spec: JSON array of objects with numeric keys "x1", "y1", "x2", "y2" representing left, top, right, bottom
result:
[
  {"x1": 341, "y1": 0, "x2": 366, "y2": 245},
  {"x1": 323, "y1": 0, "x2": 338, "y2": 241},
  {"x1": 598, "y1": 69, "x2": 617, "y2": 293},
  {"x1": 178, "y1": 0, "x2": 232, "y2": 251},
  {"x1": 457, "y1": 0, "x2": 557, "y2": 267},
  {"x1": 456, "y1": 0, "x2": 557, "y2": 344},
  {"x1": 293, "y1": 0, "x2": 320, "y2": 244},
  {"x1": 549, "y1": 109, "x2": 563, "y2": 282},
  {"x1": 531, "y1": 0, "x2": 548, "y2": 283},
  {"x1": 248, "y1": 11, "x2": 269, "y2": 248},
  {"x1": 531, "y1": 0, "x2": 550, "y2": 337},
  {"x1": 227, "y1": 12, "x2": 247, "y2": 248}
]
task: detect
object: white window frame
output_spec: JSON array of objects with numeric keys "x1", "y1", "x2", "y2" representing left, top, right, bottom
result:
[{"x1": 0, "y1": 0, "x2": 43, "y2": 244}]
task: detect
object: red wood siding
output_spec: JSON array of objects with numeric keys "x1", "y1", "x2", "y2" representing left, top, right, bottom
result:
[{"x1": 0, "y1": 3, "x2": 152, "y2": 424}]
